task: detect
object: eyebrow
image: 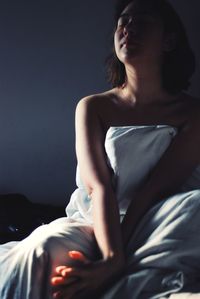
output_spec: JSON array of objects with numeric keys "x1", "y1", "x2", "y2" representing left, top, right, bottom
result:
[
  {"x1": 119, "y1": 12, "x2": 157, "y2": 21},
  {"x1": 119, "y1": 13, "x2": 130, "y2": 18}
]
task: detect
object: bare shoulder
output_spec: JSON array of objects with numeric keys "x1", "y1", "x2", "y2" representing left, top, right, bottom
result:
[
  {"x1": 76, "y1": 89, "x2": 118, "y2": 128},
  {"x1": 75, "y1": 89, "x2": 117, "y2": 134},
  {"x1": 76, "y1": 89, "x2": 116, "y2": 109}
]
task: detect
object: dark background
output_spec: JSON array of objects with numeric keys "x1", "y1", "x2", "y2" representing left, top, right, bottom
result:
[{"x1": 0, "y1": 0, "x2": 199, "y2": 206}]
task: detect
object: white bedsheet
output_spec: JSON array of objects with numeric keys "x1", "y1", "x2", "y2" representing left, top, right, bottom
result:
[{"x1": 1, "y1": 125, "x2": 200, "y2": 299}]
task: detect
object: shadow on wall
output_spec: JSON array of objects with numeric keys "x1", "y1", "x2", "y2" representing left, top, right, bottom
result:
[
  {"x1": 0, "y1": 0, "x2": 199, "y2": 205},
  {"x1": 0, "y1": 0, "x2": 114, "y2": 205}
]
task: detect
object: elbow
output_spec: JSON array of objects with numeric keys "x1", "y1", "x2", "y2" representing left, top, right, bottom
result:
[{"x1": 85, "y1": 181, "x2": 113, "y2": 200}]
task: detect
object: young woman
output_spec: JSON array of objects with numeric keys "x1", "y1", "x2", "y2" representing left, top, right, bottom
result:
[{"x1": 0, "y1": 0, "x2": 200, "y2": 298}]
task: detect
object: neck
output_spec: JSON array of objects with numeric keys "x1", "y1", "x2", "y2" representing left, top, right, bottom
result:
[{"x1": 119, "y1": 63, "x2": 169, "y2": 105}]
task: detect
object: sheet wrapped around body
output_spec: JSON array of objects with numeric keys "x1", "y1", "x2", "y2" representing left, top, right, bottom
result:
[{"x1": 1, "y1": 125, "x2": 200, "y2": 299}]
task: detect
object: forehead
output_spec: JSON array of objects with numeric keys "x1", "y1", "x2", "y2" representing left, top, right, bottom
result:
[{"x1": 121, "y1": 2, "x2": 159, "y2": 19}]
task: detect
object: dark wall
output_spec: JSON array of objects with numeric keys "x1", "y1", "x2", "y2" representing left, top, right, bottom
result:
[
  {"x1": 0, "y1": 0, "x2": 199, "y2": 206},
  {"x1": 170, "y1": 0, "x2": 200, "y2": 96}
]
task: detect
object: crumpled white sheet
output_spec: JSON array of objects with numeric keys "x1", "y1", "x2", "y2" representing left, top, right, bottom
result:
[
  {"x1": 170, "y1": 294, "x2": 200, "y2": 298},
  {"x1": 100, "y1": 189, "x2": 200, "y2": 298},
  {"x1": 1, "y1": 125, "x2": 200, "y2": 299}
]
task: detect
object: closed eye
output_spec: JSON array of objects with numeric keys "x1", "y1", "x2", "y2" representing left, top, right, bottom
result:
[
  {"x1": 117, "y1": 13, "x2": 158, "y2": 29},
  {"x1": 117, "y1": 14, "x2": 131, "y2": 27}
]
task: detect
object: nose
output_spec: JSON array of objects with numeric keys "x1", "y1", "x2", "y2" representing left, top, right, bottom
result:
[
  {"x1": 123, "y1": 26, "x2": 129, "y2": 37},
  {"x1": 123, "y1": 19, "x2": 134, "y2": 37}
]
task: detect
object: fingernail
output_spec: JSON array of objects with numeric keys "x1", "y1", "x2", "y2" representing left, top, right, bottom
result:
[
  {"x1": 53, "y1": 291, "x2": 62, "y2": 299},
  {"x1": 62, "y1": 268, "x2": 73, "y2": 277},
  {"x1": 51, "y1": 277, "x2": 64, "y2": 285},
  {"x1": 69, "y1": 250, "x2": 79, "y2": 256},
  {"x1": 55, "y1": 266, "x2": 66, "y2": 274},
  {"x1": 68, "y1": 251, "x2": 84, "y2": 260}
]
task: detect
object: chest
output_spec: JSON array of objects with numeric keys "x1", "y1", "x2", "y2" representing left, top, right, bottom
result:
[{"x1": 100, "y1": 99, "x2": 190, "y2": 133}]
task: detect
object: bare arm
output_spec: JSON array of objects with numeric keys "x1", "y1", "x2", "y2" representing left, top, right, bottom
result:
[
  {"x1": 121, "y1": 119, "x2": 200, "y2": 247},
  {"x1": 75, "y1": 96, "x2": 125, "y2": 266}
]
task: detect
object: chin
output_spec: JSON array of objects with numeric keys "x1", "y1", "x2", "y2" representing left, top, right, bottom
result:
[{"x1": 120, "y1": 49, "x2": 141, "y2": 64}]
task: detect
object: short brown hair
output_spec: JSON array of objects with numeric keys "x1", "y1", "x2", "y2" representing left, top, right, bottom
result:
[{"x1": 105, "y1": 0, "x2": 195, "y2": 95}]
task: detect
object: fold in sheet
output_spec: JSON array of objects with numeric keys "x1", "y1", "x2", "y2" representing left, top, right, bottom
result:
[{"x1": 1, "y1": 125, "x2": 200, "y2": 299}]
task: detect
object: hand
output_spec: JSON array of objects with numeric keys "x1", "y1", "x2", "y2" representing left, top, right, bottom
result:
[
  {"x1": 51, "y1": 250, "x2": 125, "y2": 299},
  {"x1": 51, "y1": 250, "x2": 89, "y2": 299}
]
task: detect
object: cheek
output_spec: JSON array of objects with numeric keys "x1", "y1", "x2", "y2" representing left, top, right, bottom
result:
[
  {"x1": 114, "y1": 32, "x2": 120, "y2": 57},
  {"x1": 114, "y1": 34, "x2": 117, "y2": 50},
  {"x1": 149, "y1": 31, "x2": 164, "y2": 51}
]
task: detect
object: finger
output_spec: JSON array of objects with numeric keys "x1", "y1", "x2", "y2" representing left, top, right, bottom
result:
[
  {"x1": 52, "y1": 291, "x2": 62, "y2": 299},
  {"x1": 51, "y1": 269, "x2": 73, "y2": 286},
  {"x1": 61, "y1": 268, "x2": 75, "y2": 278},
  {"x1": 54, "y1": 281, "x2": 86, "y2": 299},
  {"x1": 51, "y1": 268, "x2": 82, "y2": 286},
  {"x1": 51, "y1": 275, "x2": 78, "y2": 287},
  {"x1": 55, "y1": 266, "x2": 68, "y2": 275},
  {"x1": 68, "y1": 251, "x2": 89, "y2": 263},
  {"x1": 51, "y1": 269, "x2": 73, "y2": 285},
  {"x1": 51, "y1": 276, "x2": 65, "y2": 286}
]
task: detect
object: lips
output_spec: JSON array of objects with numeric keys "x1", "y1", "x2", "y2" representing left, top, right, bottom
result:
[
  {"x1": 122, "y1": 40, "x2": 131, "y2": 47},
  {"x1": 121, "y1": 39, "x2": 129, "y2": 48},
  {"x1": 121, "y1": 38, "x2": 139, "y2": 49},
  {"x1": 120, "y1": 33, "x2": 140, "y2": 48}
]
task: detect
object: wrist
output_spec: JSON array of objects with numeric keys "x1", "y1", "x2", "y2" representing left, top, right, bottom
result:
[{"x1": 103, "y1": 251, "x2": 126, "y2": 272}]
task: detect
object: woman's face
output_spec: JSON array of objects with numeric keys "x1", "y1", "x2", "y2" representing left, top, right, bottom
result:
[{"x1": 114, "y1": 2, "x2": 165, "y2": 65}]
